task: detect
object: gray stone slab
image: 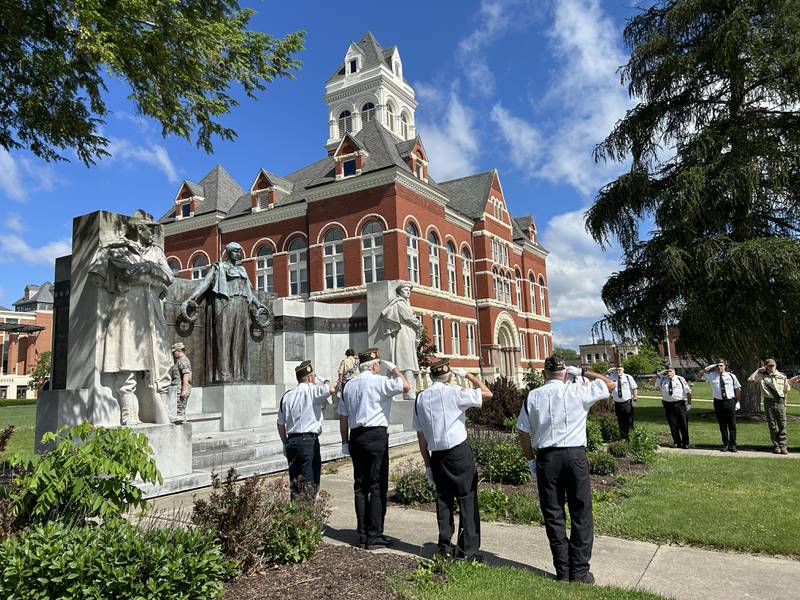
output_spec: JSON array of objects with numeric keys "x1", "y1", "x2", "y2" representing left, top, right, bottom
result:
[
  {"x1": 202, "y1": 384, "x2": 266, "y2": 431},
  {"x1": 135, "y1": 423, "x2": 193, "y2": 479}
]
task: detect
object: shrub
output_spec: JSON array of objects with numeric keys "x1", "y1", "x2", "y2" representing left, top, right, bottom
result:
[
  {"x1": 588, "y1": 451, "x2": 618, "y2": 475},
  {"x1": 586, "y1": 419, "x2": 603, "y2": 453},
  {"x1": 8, "y1": 423, "x2": 161, "y2": 527},
  {"x1": 0, "y1": 498, "x2": 14, "y2": 541},
  {"x1": 0, "y1": 519, "x2": 236, "y2": 599},
  {"x1": 394, "y1": 462, "x2": 436, "y2": 504},
  {"x1": 594, "y1": 415, "x2": 621, "y2": 442},
  {"x1": 478, "y1": 487, "x2": 542, "y2": 524},
  {"x1": 505, "y1": 492, "x2": 543, "y2": 524},
  {"x1": 522, "y1": 367, "x2": 545, "y2": 391},
  {"x1": 193, "y1": 469, "x2": 329, "y2": 572},
  {"x1": 467, "y1": 376, "x2": 524, "y2": 428},
  {"x1": 0, "y1": 425, "x2": 15, "y2": 456},
  {"x1": 468, "y1": 431, "x2": 529, "y2": 485},
  {"x1": 477, "y1": 486, "x2": 509, "y2": 520},
  {"x1": 502, "y1": 416, "x2": 518, "y2": 433},
  {"x1": 607, "y1": 440, "x2": 630, "y2": 458},
  {"x1": 627, "y1": 427, "x2": 659, "y2": 464}
]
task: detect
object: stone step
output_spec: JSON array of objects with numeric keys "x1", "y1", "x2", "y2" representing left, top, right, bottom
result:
[{"x1": 186, "y1": 411, "x2": 222, "y2": 434}]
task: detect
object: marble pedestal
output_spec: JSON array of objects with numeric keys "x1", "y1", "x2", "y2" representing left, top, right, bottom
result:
[
  {"x1": 134, "y1": 423, "x2": 193, "y2": 479},
  {"x1": 202, "y1": 383, "x2": 265, "y2": 430}
]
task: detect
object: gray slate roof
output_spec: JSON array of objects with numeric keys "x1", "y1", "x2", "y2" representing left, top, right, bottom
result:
[
  {"x1": 327, "y1": 32, "x2": 408, "y2": 84},
  {"x1": 13, "y1": 282, "x2": 54, "y2": 307},
  {"x1": 159, "y1": 164, "x2": 244, "y2": 223},
  {"x1": 437, "y1": 171, "x2": 496, "y2": 219}
]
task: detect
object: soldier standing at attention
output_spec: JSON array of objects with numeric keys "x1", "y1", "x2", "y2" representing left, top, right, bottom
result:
[
  {"x1": 413, "y1": 358, "x2": 492, "y2": 560},
  {"x1": 517, "y1": 356, "x2": 615, "y2": 584},
  {"x1": 651, "y1": 367, "x2": 692, "y2": 448},
  {"x1": 698, "y1": 358, "x2": 742, "y2": 452},
  {"x1": 609, "y1": 365, "x2": 638, "y2": 439},
  {"x1": 277, "y1": 361, "x2": 334, "y2": 500},
  {"x1": 338, "y1": 348, "x2": 410, "y2": 549},
  {"x1": 170, "y1": 342, "x2": 192, "y2": 424},
  {"x1": 748, "y1": 359, "x2": 791, "y2": 454}
]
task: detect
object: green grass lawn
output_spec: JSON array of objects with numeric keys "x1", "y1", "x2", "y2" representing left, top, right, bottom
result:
[
  {"x1": 594, "y1": 453, "x2": 800, "y2": 556},
  {"x1": 0, "y1": 404, "x2": 36, "y2": 460},
  {"x1": 396, "y1": 560, "x2": 667, "y2": 600}
]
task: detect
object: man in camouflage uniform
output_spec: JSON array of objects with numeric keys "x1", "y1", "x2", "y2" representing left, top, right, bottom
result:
[
  {"x1": 748, "y1": 359, "x2": 791, "y2": 454},
  {"x1": 170, "y1": 342, "x2": 192, "y2": 424}
]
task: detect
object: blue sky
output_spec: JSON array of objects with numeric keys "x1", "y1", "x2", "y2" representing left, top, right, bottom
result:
[{"x1": 0, "y1": 0, "x2": 640, "y2": 350}]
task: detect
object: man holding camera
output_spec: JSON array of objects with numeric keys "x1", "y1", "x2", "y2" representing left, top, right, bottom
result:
[
  {"x1": 651, "y1": 367, "x2": 692, "y2": 448},
  {"x1": 748, "y1": 360, "x2": 791, "y2": 454},
  {"x1": 338, "y1": 348, "x2": 410, "y2": 549},
  {"x1": 698, "y1": 358, "x2": 742, "y2": 452},
  {"x1": 517, "y1": 356, "x2": 615, "y2": 584}
]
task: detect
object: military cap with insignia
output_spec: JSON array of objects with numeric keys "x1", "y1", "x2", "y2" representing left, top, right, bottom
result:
[
  {"x1": 543, "y1": 355, "x2": 566, "y2": 372},
  {"x1": 358, "y1": 348, "x2": 380, "y2": 363},
  {"x1": 295, "y1": 360, "x2": 314, "y2": 381},
  {"x1": 430, "y1": 358, "x2": 451, "y2": 377}
]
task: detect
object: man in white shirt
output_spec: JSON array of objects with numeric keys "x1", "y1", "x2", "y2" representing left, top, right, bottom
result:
[
  {"x1": 339, "y1": 348, "x2": 410, "y2": 550},
  {"x1": 697, "y1": 358, "x2": 742, "y2": 452},
  {"x1": 609, "y1": 366, "x2": 638, "y2": 440},
  {"x1": 277, "y1": 361, "x2": 334, "y2": 500},
  {"x1": 517, "y1": 355, "x2": 615, "y2": 584},
  {"x1": 651, "y1": 367, "x2": 692, "y2": 448},
  {"x1": 413, "y1": 358, "x2": 493, "y2": 560}
]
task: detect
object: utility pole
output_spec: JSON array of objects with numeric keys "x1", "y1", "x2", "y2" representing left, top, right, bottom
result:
[{"x1": 664, "y1": 324, "x2": 673, "y2": 367}]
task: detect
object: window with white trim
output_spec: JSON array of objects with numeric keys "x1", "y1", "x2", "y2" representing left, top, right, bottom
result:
[
  {"x1": 462, "y1": 249, "x2": 473, "y2": 298},
  {"x1": 586, "y1": 354, "x2": 592, "y2": 363},
  {"x1": 406, "y1": 223, "x2": 419, "y2": 283},
  {"x1": 386, "y1": 102, "x2": 396, "y2": 132},
  {"x1": 167, "y1": 258, "x2": 180, "y2": 275},
  {"x1": 451, "y1": 321, "x2": 460, "y2": 356},
  {"x1": 288, "y1": 238, "x2": 308, "y2": 295},
  {"x1": 362, "y1": 220, "x2": 384, "y2": 283},
  {"x1": 191, "y1": 255, "x2": 208, "y2": 280},
  {"x1": 400, "y1": 113, "x2": 410, "y2": 138},
  {"x1": 466, "y1": 324, "x2": 476, "y2": 356},
  {"x1": 529, "y1": 274, "x2": 537, "y2": 314},
  {"x1": 255, "y1": 244, "x2": 274, "y2": 293},
  {"x1": 515, "y1": 271, "x2": 522, "y2": 310},
  {"x1": 432, "y1": 317, "x2": 444, "y2": 354},
  {"x1": 534, "y1": 334, "x2": 541, "y2": 360},
  {"x1": 428, "y1": 232, "x2": 440, "y2": 289},
  {"x1": 520, "y1": 332, "x2": 526, "y2": 359},
  {"x1": 492, "y1": 268, "x2": 499, "y2": 301},
  {"x1": 323, "y1": 229, "x2": 344, "y2": 290},
  {"x1": 338, "y1": 110, "x2": 352, "y2": 136},
  {"x1": 446, "y1": 242, "x2": 457, "y2": 294},
  {"x1": 543, "y1": 336, "x2": 550, "y2": 357},
  {"x1": 538, "y1": 276, "x2": 547, "y2": 316},
  {"x1": 362, "y1": 102, "x2": 375, "y2": 123}
]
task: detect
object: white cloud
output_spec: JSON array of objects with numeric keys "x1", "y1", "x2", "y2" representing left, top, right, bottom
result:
[
  {"x1": 540, "y1": 207, "x2": 621, "y2": 322},
  {"x1": 7, "y1": 214, "x2": 24, "y2": 233},
  {"x1": 0, "y1": 150, "x2": 58, "y2": 201},
  {"x1": 0, "y1": 235, "x2": 71, "y2": 266},
  {"x1": 490, "y1": 103, "x2": 543, "y2": 169},
  {"x1": 415, "y1": 84, "x2": 479, "y2": 181},
  {"x1": 106, "y1": 138, "x2": 179, "y2": 183},
  {"x1": 0, "y1": 150, "x2": 27, "y2": 201}
]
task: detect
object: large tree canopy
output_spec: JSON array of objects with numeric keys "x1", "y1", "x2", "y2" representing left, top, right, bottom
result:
[
  {"x1": 0, "y1": 0, "x2": 304, "y2": 164},
  {"x1": 587, "y1": 0, "x2": 800, "y2": 388}
]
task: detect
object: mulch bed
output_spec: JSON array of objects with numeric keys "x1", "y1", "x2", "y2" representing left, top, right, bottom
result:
[{"x1": 223, "y1": 543, "x2": 417, "y2": 600}]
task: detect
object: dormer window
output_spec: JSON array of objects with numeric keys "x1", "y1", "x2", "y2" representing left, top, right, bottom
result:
[
  {"x1": 343, "y1": 159, "x2": 357, "y2": 177},
  {"x1": 181, "y1": 203, "x2": 191, "y2": 218},
  {"x1": 350, "y1": 59, "x2": 357, "y2": 74}
]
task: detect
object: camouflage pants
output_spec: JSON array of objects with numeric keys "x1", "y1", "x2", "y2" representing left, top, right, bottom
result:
[{"x1": 764, "y1": 398, "x2": 787, "y2": 449}]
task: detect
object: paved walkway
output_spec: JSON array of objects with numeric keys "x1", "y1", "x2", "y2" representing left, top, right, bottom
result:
[
  {"x1": 658, "y1": 445, "x2": 800, "y2": 459},
  {"x1": 151, "y1": 446, "x2": 800, "y2": 600}
]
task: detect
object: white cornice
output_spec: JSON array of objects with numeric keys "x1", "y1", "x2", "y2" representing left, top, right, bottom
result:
[
  {"x1": 219, "y1": 203, "x2": 308, "y2": 234},
  {"x1": 444, "y1": 209, "x2": 474, "y2": 232},
  {"x1": 162, "y1": 212, "x2": 222, "y2": 236}
]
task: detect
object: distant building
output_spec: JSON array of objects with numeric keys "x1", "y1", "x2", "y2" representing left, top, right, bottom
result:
[
  {"x1": 658, "y1": 326, "x2": 703, "y2": 378},
  {"x1": 580, "y1": 340, "x2": 639, "y2": 368},
  {"x1": 0, "y1": 283, "x2": 52, "y2": 399}
]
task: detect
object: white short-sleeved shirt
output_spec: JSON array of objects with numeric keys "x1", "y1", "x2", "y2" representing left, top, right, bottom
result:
[
  {"x1": 654, "y1": 375, "x2": 691, "y2": 402},
  {"x1": 567, "y1": 374, "x2": 588, "y2": 385},
  {"x1": 276, "y1": 382, "x2": 332, "y2": 434},
  {"x1": 703, "y1": 371, "x2": 741, "y2": 400},
  {"x1": 337, "y1": 370, "x2": 405, "y2": 428},
  {"x1": 516, "y1": 379, "x2": 610, "y2": 448},
  {"x1": 412, "y1": 382, "x2": 483, "y2": 452},
  {"x1": 609, "y1": 373, "x2": 638, "y2": 402}
]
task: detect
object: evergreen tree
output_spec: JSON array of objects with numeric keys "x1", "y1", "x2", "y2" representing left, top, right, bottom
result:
[{"x1": 587, "y1": 0, "x2": 800, "y2": 410}]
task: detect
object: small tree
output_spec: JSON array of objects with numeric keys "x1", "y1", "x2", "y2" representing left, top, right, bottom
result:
[
  {"x1": 553, "y1": 346, "x2": 579, "y2": 360},
  {"x1": 28, "y1": 352, "x2": 51, "y2": 391},
  {"x1": 623, "y1": 345, "x2": 663, "y2": 375},
  {"x1": 590, "y1": 361, "x2": 611, "y2": 374},
  {"x1": 416, "y1": 327, "x2": 437, "y2": 369},
  {"x1": 522, "y1": 367, "x2": 545, "y2": 391}
]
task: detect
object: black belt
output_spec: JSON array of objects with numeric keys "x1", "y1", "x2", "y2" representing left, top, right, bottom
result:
[
  {"x1": 287, "y1": 432, "x2": 319, "y2": 439},
  {"x1": 537, "y1": 446, "x2": 585, "y2": 455}
]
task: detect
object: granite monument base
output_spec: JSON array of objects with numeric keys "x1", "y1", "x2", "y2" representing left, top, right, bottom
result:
[{"x1": 202, "y1": 383, "x2": 266, "y2": 431}]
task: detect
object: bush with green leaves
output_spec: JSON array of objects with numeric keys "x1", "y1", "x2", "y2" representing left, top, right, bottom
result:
[
  {"x1": 468, "y1": 431, "x2": 529, "y2": 485},
  {"x1": 394, "y1": 462, "x2": 436, "y2": 504},
  {"x1": 262, "y1": 498, "x2": 328, "y2": 564},
  {"x1": 591, "y1": 415, "x2": 621, "y2": 442},
  {"x1": 607, "y1": 440, "x2": 630, "y2": 458},
  {"x1": 0, "y1": 519, "x2": 236, "y2": 599},
  {"x1": 586, "y1": 419, "x2": 603, "y2": 453},
  {"x1": 8, "y1": 422, "x2": 161, "y2": 527},
  {"x1": 478, "y1": 486, "x2": 542, "y2": 524},
  {"x1": 522, "y1": 367, "x2": 545, "y2": 391},
  {"x1": 627, "y1": 427, "x2": 659, "y2": 464},
  {"x1": 588, "y1": 451, "x2": 619, "y2": 475},
  {"x1": 467, "y1": 376, "x2": 524, "y2": 428}
]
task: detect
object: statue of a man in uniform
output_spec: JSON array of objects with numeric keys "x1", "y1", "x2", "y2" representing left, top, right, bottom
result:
[
  {"x1": 181, "y1": 241, "x2": 271, "y2": 383},
  {"x1": 379, "y1": 282, "x2": 422, "y2": 399}
]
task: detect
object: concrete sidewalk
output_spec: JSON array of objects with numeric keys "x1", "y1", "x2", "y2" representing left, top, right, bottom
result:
[
  {"x1": 658, "y1": 445, "x2": 800, "y2": 459},
  {"x1": 151, "y1": 447, "x2": 800, "y2": 600}
]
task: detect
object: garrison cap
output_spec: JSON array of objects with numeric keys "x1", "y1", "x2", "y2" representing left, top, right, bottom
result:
[
  {"x1": 295, "y1": 360, "x2": 313, "y2": 381},
  {"x1": 359, "y1": 348, "x2": 380, "y2": 363},
  {"x1": 430, "y1": 358, "x2": 451, "y2": 377},
  {"x1": 171, "y1": 342, "x2": 186, "y2": 352},
  {"x1": 543, "y1": 355, "x2": 566, "y2": 372}
]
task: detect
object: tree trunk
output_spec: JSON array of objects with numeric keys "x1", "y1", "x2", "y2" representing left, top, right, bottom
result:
[{"x1": 740, "y1": 380, "x2": 762, "y2": 415}]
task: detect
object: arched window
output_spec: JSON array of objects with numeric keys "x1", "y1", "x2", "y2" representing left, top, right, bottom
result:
[
  {"x1": 386, "y1": 102, "x2": 395, "y2": 132},
  {"x1": 533, "y1": 333, "x2": 541, "y2": 360},
  {"x1": 428, "y1": 232, "x2": 440, "y2": 289},
  {"x1": 538, "y1": 276, "x2": 547, "y2": 316},
  {"x1": 515, "y1": 270, "x2": 523, "y2": 310},
  {"x1": 361, "y1": 102, "x2": 376, "y2": 124},
  {"x1": 492, "y1": 268, "x2": 499, "y2": 301},
  {"x1": 323, "y1": 229, "x2": 344, "y2": 290},
  {"x1": 255, "y1": 244, "x2": 274, "y2": 293},
  {"x1": 287, "y1": 238, "x2": 308, "y2": 295},
  {"x1": 406, "y1": 223, "x2": 419, "y2": 283},
  {"x1": 191, "y1": 255, "x2": 208, "y2": 280},
  {"x1": 529, "y1": 273, "x2": 537, "y2": 314},
  {"x1": 362, "y1": 220, "x2": 384, "y2": 283},
  {"x1": 167, "y1": 258, "x2": 181, "y2": 275},
  {"x1": 446, "y1": 242, "x2": 457, "y2": 294},
  {"x1": 400, "y1": 113, "x2": 410, "y2": 138},
  {"x1": 462, "y1": 249, "x2": 473, "y2": 299},
  {"x1": 338, "y1": 110, "x2": 352, "y2": 136}
]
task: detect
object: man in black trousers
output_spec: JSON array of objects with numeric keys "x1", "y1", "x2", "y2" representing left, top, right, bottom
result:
[
  {"x1": 517, "y1": 356, "x2": 615, "y2": 584},
  {"x1": 652, "y1": 367, "x2": 692, "y2": 448}
]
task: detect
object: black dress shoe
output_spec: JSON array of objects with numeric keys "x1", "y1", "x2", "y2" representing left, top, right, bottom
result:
[
  {"x1": 555, "y1": 572, "x2": 570, "y2": 582},
  {"x1": 720, "y1": 445, "x2": 729, "y2": 452},
  {"x1": 729, "y1": 445, "x2": 738, "y2": 453},
  {"x1": 365, "y1": 536, "x2": 393, "y2": 550},
  {"x1": 571, "y1": 572, "x2": 595, "y2": 585}
]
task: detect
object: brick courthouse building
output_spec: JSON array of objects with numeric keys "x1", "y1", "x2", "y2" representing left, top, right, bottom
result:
[{"x1": 161, "y1": 33, "x2": 552, "y2": 381}]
